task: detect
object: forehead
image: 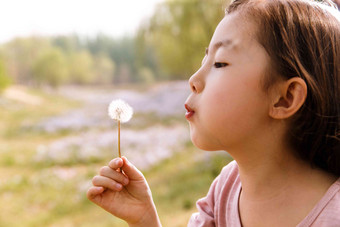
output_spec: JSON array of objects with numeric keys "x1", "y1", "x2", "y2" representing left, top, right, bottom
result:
[{"x1": 209, "y1": 13, "x2": 256, "y2": 52}]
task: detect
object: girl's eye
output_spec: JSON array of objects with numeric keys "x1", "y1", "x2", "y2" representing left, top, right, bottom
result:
[{"x1": 214, "y1": 62, "x2": 228, "y2": 68}]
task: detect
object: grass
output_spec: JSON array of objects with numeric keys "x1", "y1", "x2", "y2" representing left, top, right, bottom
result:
[
  {"x1": 0, "y1": 85, "x2": 233, "y2": 227},
  {"x1": 148, "y1": 147, "x2": 232, "y2": 223}
]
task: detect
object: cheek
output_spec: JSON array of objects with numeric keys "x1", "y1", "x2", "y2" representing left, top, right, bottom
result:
[
  {"x1": 196, "y1": 87, "x2": 235, "y2": 141},
  {"x1": 200, "y1": 79, "x2": 268, "y2": 139},
  {"x1": 202, "y1": 81, "x2": 247, "y2": 121}
]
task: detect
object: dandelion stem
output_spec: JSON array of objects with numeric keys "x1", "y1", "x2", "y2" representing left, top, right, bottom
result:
[{"x1": 118, "y1": 120, "x2": 121, "y2": 158}]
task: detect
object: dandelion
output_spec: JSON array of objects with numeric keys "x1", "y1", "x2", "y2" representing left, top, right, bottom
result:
[{"x1": 108, "y1": 99, "x2": 133, "y2": 158}]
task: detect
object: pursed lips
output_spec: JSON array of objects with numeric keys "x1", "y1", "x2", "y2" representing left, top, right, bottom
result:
[{"x1": 185, "y1": 104, "x2": 195, "y2": 120}]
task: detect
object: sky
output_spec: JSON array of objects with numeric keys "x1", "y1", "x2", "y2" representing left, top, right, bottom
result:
[{"x1": 0, "y1": 0, "x2": 164, "y2": 43}]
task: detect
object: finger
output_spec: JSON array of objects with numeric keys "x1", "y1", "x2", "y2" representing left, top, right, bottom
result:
[
  {"x1": 92, "y1": 175, "x2": 123, "y2": 191},
  {"x1": 121, "y1": 156, "x2": 144, "y2": 181},
  {"x1": 99, "y1": 166, "x2": 129, "y2": 185},
  {"x1": 108, "y1": 158, "x2": 124, "y2": 170},
  {"x1": 87, "y1": 186, "x2": 104, "y2": 200}
]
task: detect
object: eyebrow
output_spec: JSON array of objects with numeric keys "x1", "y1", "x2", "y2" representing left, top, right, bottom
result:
[{"x1": 205, "y1": 39, "x2": 234, "y2": 55}]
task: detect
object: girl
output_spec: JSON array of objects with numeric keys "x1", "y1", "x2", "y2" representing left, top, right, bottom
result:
[{"x1": 87, "y1": 0, "x2": 340, "y2": 226}]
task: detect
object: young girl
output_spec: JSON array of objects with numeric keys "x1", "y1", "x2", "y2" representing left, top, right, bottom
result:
[{"x1": 87, "y1": 0, "x2": 340, "y2": 226}]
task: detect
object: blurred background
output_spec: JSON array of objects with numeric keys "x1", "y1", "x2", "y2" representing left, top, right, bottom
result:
[
  {"x1": 0, "y1": 0, "x2": 233, "y2": 226},
  {"x1": 1, "y1": 0, "x2": 338, "y2": 226}
]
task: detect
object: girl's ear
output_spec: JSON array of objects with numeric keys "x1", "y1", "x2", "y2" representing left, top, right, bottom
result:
[{"x1": 269, "y1": 77, "x2": 307, "y2": 119}]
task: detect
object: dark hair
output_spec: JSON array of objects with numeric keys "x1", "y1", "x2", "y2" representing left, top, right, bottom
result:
[{"x1": 226, "y1": 0, "x2": 340, "y2": 176}]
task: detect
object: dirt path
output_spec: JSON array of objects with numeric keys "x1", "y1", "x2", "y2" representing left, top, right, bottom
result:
[{"x1": 3, "y1": 85, "x2": 42, "y2": 105}]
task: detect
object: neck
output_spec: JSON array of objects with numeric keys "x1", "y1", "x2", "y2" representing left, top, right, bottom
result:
[
  {"x1": 230, "y1": 142, "x2": 336, "y2": 201},
  {"x1": 226, "y1": 121, "x2": 337, "y2": 201},
  {"x1": 237, "y1": 150, "x2": 308, "y2": 199},
  {"x1": 226, "y1": 120, "x2": 337, "y2": 227}
]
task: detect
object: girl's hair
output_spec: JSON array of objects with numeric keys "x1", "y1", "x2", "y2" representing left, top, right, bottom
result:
[{"x1": 226, "y1": 0, "x2": 340, "y2": 176}]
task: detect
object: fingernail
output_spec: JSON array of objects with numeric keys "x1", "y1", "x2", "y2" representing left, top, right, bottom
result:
[
  {"x1": 115, "y1": 159, "x2": 120, "y2": 166},
  {"x1": 115, "y1": 183, "x2": 122, "y2": 190},
  {"x1": 123, "y1": 157, "x2": 130, "y2": 164},
  {"x1": 123, "y1": 178, "x2": 129, "y2": 185}
]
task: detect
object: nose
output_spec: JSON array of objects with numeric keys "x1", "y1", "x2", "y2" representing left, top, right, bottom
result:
[{"x1": 188, "y1": 67, "x2": 205, "y2": 93}]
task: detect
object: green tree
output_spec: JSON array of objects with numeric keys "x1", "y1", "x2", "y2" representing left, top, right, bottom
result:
[
  {"x1": 137, "y1": 0, "x2": 228, "y2": 79},
  {"x1": 135, "y1": 30, "x2": 160, "y2": 81},
  {"x1": 93, "y1": 53, "x2": 115, "y2": 84},
  {"x1": 68, "y1": 50, "x2": 95, "y2": 84},
  {"x1": 3, "y1": 37, "x2": 51, "y2": 85},
  {"x1": 85, "y1": 35, "x2": 137, "y2": 83},
  {"x1": 138, "y1": 67, "x2": 155, "y2": 84},
  {"x1": 0, "y1": 59, "x2": 11, "y2": 92},
  {"x1": 52, "y1": 35, "x2": 82, "y2": 54},
  {"x1": 32, "y1": 47, "x2": 69, "y2": 88}
]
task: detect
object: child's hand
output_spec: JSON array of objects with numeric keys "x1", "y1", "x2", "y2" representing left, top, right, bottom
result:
[{"x1": 87, "y1": 156, "x2": 161, "y2": 227}]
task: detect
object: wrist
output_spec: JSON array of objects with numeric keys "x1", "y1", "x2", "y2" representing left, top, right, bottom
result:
[{"x1": 128, "y1": 202, "x2": 161, "y2": 227}]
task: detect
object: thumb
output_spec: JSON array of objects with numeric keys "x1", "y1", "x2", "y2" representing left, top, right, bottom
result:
[{"x1": 121, "y1": 156, "x2": 144, "y2": 181}]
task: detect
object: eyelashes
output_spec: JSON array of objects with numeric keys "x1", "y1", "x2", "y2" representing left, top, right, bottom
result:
[
  {"x1": 214, "y1": 62, "x2": 228, "y2": 68},
  {"x1": 201, "y1": 55, "x2": 229, "y2": 68}
]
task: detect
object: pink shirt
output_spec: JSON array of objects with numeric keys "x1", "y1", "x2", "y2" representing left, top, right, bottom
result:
[{"x1": 188, "y1": 161, "x2": 340, "y2": 227}]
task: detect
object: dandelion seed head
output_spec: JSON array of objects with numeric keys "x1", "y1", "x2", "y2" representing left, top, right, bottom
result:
[{"x1": 108, "y1": 99, "x2": 133, "y2": 123}]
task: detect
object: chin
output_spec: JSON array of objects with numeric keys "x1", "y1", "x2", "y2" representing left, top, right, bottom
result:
[
  {"x1": 191, "y1": 135, "x2": 221, "y2": 151},
  {"x1": 190, "y1": 126, "x2": 223, "y2": 151}
]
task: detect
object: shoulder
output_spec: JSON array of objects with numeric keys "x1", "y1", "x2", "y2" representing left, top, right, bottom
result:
[
  {"x1": 195, "y1": 160, "x2": 240, "y2": 205},
  {"x1": 188, "y1": 160, "x2": 241, "y2": 227},
  {"x1": 300, "y1": 178, "x2": 340, "y2": 227},
  {"x1": 216, "y1": 160, "x2": 239, "y2": 188},
  {"x1": 210, "y1": 160, "x2": 240, "y2": 202},
  {"x1": 316, "y1": 178, "x2": 340, "y2": 222},
  {"x1": 220, "y1": 160, "x2": 239, "y2": 178}
]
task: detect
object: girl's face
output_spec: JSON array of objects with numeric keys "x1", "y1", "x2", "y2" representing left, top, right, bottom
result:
[{"x1": 185, "y1": 13, "x2": 273, "y2": 151}]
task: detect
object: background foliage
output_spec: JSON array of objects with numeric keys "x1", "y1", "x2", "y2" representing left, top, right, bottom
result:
[
  {"x1": 0, "y1": 0, "x2": 232, "y2": 226},
  {"x1": 0, "y1": 0, "x2": 226, "y2": 88}
]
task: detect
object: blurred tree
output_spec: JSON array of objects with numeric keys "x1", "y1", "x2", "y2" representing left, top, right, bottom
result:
[
  {"x1": 85, "y1": 34, "x2": 137, "y2": 83},
  {"x1": 53, "y1": 35, "x2": 116, "y2": 85},
  {"x1": 135, "y1": 30, "x2": 160, "y2": 80},
  {"x1": 68, "y1": 50, "x2": 95, "y2": 84},
  {"x1": 137, "y1": 0, "x2": 228, "y2": 79},
  {"x1": 138, "y1": 67, "x2": 155, "y2": 84},
  {"x1": 111, "y1": 37, "x2": 137, "y2": 83},
  {"x1": 93, "y1": 53, "x2": 115, "y2": 84},
  {"x1": 32, "y1": 47, "x2": 69, "y2": 88},
  {"x1": 52, "y1": 35, "x2": 82, "y2": 53},
  {"x1": 0, "y1": 0, "x2": 230, "y2": 87},
  {"x1": 0, "y1": 58, "x2": 11, "y2": 92},
  {"x1": 3, "y1": 37, "x2": 51, "y2": 85}
]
